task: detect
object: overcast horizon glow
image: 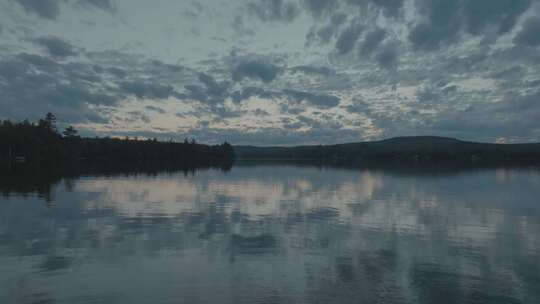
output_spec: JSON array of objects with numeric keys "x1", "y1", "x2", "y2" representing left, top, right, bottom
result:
[{"x1": 1, "y1": 0, "x2": 540, "y2": 145}]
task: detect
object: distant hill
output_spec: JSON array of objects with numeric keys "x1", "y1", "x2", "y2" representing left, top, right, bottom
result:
[{"x1": 234, "y1": 136, "x2": 540, "y2": 164}]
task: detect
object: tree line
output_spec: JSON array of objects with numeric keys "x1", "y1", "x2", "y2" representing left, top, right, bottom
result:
[
  {"x1": 235, "y1": 136, "x2": 540, "y2": 165},
  {"x1": 0, "y1": 113, "x2": 234, "y2": 166}
]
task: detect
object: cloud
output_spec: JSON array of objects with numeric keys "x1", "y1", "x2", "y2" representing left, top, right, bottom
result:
[
  {"x1": 375, "y1": 42, "x2": 399, "y2": 69},
  {"x1": 14, "y1": 0, "x2": 117, "y2": 20},
  {"x1": 78, "y1": 0, "x2": 117, "y2": 13},
  {"x1": 416, "y1": 82, "x2": 458, "y2": 105},
  {"x1": 359, "y1": 28, "x2": 386, "y2": 56},
  {"x1": 0, "y1": 50, "x2": 193, "y2": 125},
  {"x1": 187, "y1": 125, "x2": 363, "y2": 146},
  {"x1": 366, "y1": 0, "x2": 405, "y2": 18},
  {"x1": 181, "y1": 70, "x2": 342, "y2": 114},
  {"x1": 33, "y1": 36, "x2": 77, "y2": 58},
  {"x1": 183, "y1": 73, "x2": 231, "y2": 105},
  {"x1": 409, "y1": 0, "x2": 532, "y2": 50},
  {"x1": 462, "y1": 0, "x2": 531, "y2": 35},
  {"x1": 253, "y1": 109, "x2": 270, "y2": 116},
  {"x1": 489, "y1": 66, "x2": 525, "y2": 82},
  {"x1": 106, "y1": 67, "x2": 127, "y2": 78},
  {"x1": 231, "y1": 16, "x2": 255, "y2": 37},
  {"x1": 125, "y1": 111, "x2": 151, "y2": 124},
  {"x1": 290, "y1": 65, "x2": 334, "y2": 76},
  {"x1": 345, "y1": 98, "x2": 371, "y2": 114},
  {"x1": 409, "y1": 23, "x2": 459, "y2": 51},
  {"x1": 514, "y1": 16, "x2": 540, "y2": 47},
  {"x1": 498, "y1": 91, "x2": 540, "y2": 115},
  {"x1": 412, "y1": 89, "x2": 540, "y2": 142},
  {"x1": 145, "y1": 105, "x2": 166, "y2": 114},
  {"x1": 3, "y1": 0, "x2": 540, "y2": 144},
  {"x1": 184, "y1": 85, "x2": 210, "y2": 103},
  {"x1": 232, "y1": 60, "x2": 281, "y2": 83},
  {"x1": 306, "y1": 13, "x2": 347, "y2": 46},
  {"x1": 0, "y1": 53, "x2": 116, "y2": 123},
  {"x1": 230, "y1": 86, "x2": 278, "y2": 103},
  {"x1": 335, "y1": 19, "x2": 363, "y2": 54},
  {"x1": 247, "y1": 0, "x2": 299, "y2": 22},
  {"x1": 15, "y1": 0, "x2": 61, "y2": 20},
  {"x1": 303, "y1": 0, "x2": 339, "y2": 18},
  {"x1": 408, "y1": 0, "x2": 461, "y2": 51},
  {"x1": 119, "y1": 80, "x2": 178, "y2": 100},
  {"x1": 198, "y1": 73, "x2": 229, "y2": 97},
  {"x1": 283, "y1": 89, "x2": 340, "y2": 108}
]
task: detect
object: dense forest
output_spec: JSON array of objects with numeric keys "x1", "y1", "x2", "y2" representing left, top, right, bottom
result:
[
  {"x1": 0, "y1": 113, "x2": 234, "y2": 166},
  {"x1": 235, "y1": 136, "x2": 540, "y2": 165}
]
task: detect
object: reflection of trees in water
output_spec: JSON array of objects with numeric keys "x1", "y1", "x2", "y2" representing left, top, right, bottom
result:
[
  {"x1": 0, "y1": 165, "x2": 61, "y2": 205},
  {"x1": 0, "y1": 161, "x2": 233, "y2": 205}
]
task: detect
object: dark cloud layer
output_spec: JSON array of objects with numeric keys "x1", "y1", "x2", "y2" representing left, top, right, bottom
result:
[
  {"x1": 409, "y1": 0, "x2": 532, "y2": 50},
  {"x1": 428, "y1": 90, "x2": 540, "y2": 141},
  {"x1": 247, "y1": 0, "x2": 299, "y2": 23},
  {"x1": 514, "y1": 17, "x2": 540, "y2": 47},
  {"x1": 359, "y1": 28, "x2": 386, "y2": 56},
  {"x1": 365, "y1": 0, "x2": 405, "y2": 18},
  {"x1": 301, "y1": 0, "x2": 536, "y2": 68},
  {"x1": 119, "y1": 80, "x2": 178, "y2": 100},
  {"x1": 303, "y1": 0, "x2": 338, "y2": 18},
  {"x1": 306, "y1": 13, "x2": 347, "y2": 46},
  {"x1": 184, "y1": 73, "x2": 231, "y2": 105},
  {"x1": 408, "y1": 0, "x2": 462, "y2": 50},
  {"x1": 283, "y1": 89, "x2": 340, "y2": 108},
  {"x1": 335, "y1": 19, "x2": 363, "y2": 55},
  {"x1": 15, "y1": 0, "x2": 60, "y2": 19},
  {"x1": 375, "y1": 42, "x2": 399, "y2": 69},
  {"x1": 33, "y1": 36, "x2": 77, "y2": 58},
  {"x1": 13, "y1": 0, "x2": 116, "y2": 20},
  {"x1": 462, "y1": 0, "x2": 531, "y2": 35},
  {"x1": 79, "y1": 0, "x2": 116, "y2": 12},
  {"x1": 232, "y1": 60, "x2": 281, "y2": 83}
]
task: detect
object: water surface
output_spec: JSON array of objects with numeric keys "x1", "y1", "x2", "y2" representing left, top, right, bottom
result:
[{"x1": 1, "y1": 163, "x2": 539, "y2": 304}]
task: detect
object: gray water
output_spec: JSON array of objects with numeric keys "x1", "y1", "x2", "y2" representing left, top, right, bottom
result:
[{"x1": 1, "y1": 163, "x2": 540, "y2": 304}]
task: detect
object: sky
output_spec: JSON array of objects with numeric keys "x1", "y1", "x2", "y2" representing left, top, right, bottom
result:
[{"x1": 1, "y1": 0, "x2": 540, "y2": 145}]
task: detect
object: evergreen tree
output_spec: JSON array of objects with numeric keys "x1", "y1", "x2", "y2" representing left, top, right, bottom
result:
[
  {"x1": 45, "y1": 112, "x2": 57, "y2": 133},
  {"x1": 62, "y1": 126, "x2": 78, "y2": 138}
]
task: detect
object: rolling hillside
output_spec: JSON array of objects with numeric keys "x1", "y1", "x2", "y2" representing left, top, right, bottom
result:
[{"x1": 235, "y1": 136, "x2": 540, "y2": 164}]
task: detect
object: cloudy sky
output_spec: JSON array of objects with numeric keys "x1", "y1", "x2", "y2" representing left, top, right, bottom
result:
[{"x1": 1, "y1": 0, "x2": 540, "y2": 145}]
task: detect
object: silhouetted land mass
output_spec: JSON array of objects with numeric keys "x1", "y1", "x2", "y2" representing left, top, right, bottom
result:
[
  {"x1": 0, "y1": 113, "x2": 234, "y2": 166},
  {"x1": 235, "y1": 136, "x2": 540, "y2": 164}
]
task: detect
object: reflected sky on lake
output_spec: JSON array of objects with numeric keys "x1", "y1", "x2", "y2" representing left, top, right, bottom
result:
[{"x1": 1, "y1": 163, "x2": 539, "y2": 304}]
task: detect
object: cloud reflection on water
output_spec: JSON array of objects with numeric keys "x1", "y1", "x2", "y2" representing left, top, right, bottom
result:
[{"x1": 0, "y1": 164, "x2": 539, "y2": 303}]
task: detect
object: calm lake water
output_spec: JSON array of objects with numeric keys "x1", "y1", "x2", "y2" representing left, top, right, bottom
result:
[{"x1": 1, "y1": 163, "x2": 540, "y2": 304}]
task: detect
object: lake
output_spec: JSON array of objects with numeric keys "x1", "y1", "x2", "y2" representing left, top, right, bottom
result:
[{"x1": 1, "y1": 162, "x2": 539, "y2": 304}]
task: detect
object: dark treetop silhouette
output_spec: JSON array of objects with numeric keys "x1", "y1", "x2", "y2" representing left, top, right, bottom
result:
[{"x1": 0, "y1": 113, "x2": 234, "y2": 166}]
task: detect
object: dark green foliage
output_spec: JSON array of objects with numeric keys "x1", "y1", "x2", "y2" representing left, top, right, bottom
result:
[
  {"x1": 0, "y1": 114, "x2": 235, "y2": 166},
  {"x1": 62, "y1": 126, "x2": 78, "y2": 138}
]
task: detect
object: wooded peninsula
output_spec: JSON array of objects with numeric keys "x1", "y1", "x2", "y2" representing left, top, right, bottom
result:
[{"x1": 0, "y1": 113, "x2": 235, "y2": 166}]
